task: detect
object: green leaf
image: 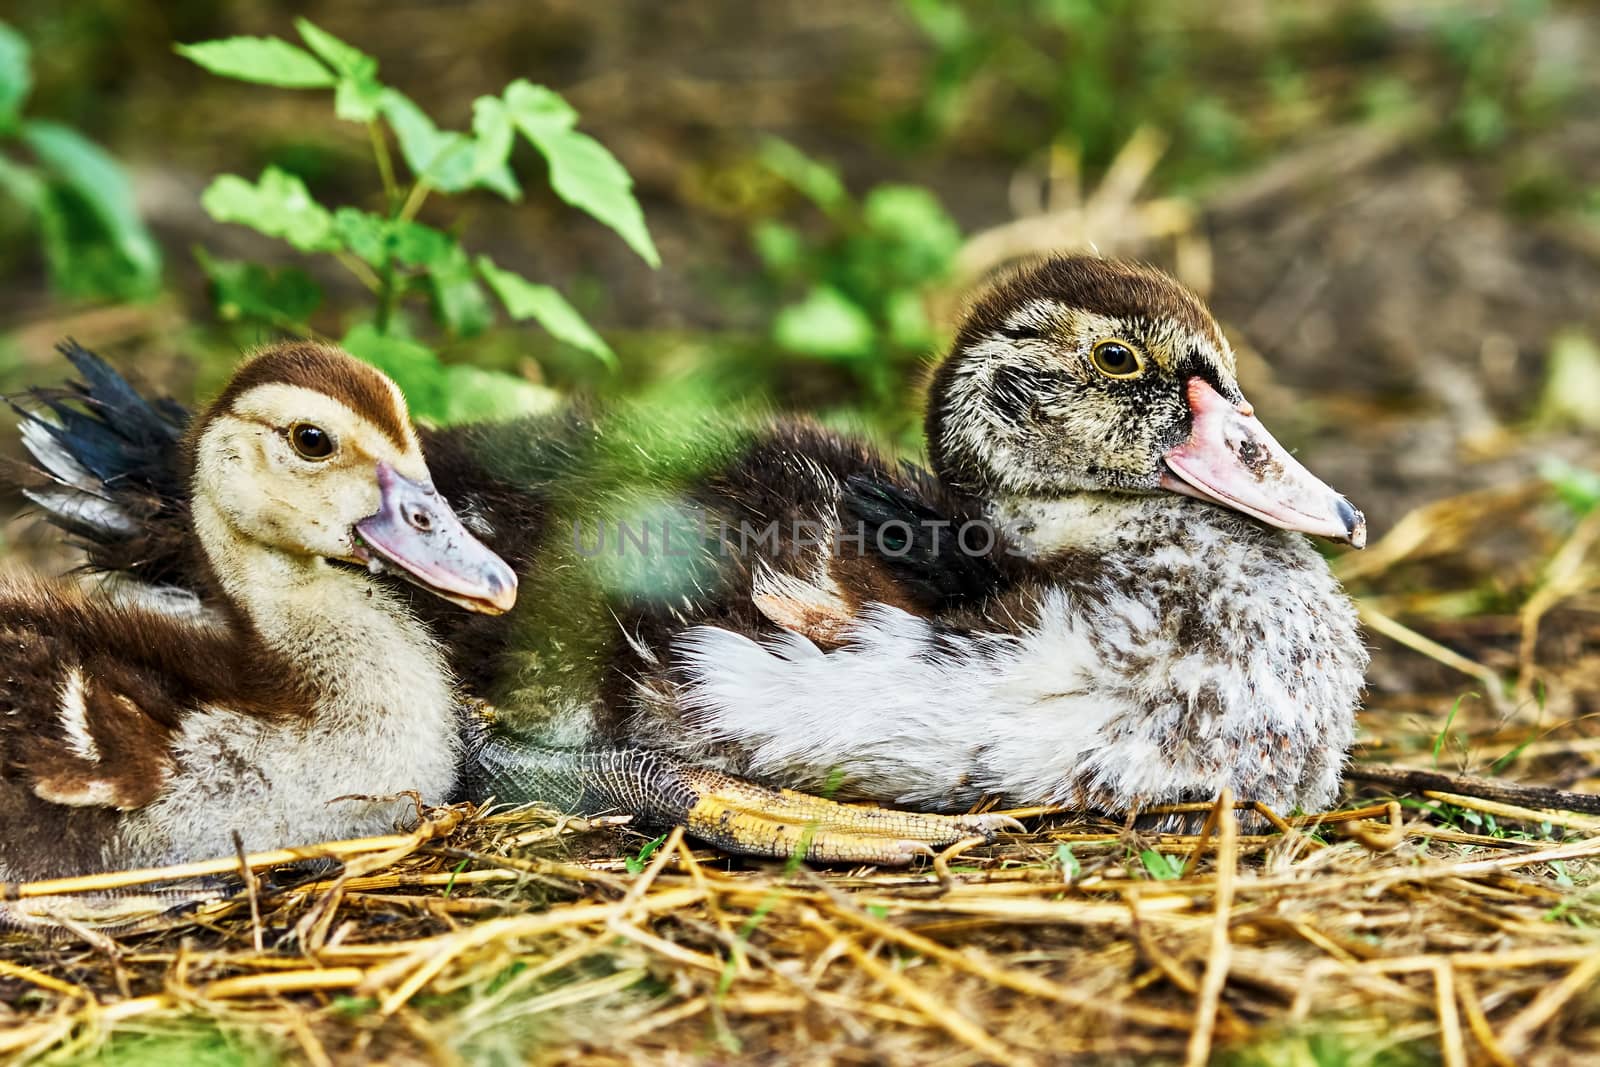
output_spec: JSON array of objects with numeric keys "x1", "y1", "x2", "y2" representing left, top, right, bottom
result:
[
  {"x1": 478, "y1": 255, "x2": 614, "y2": 366},
  {"x1": 1540, "y1": 458, "x2": 1600, "y2": 517},
  {"x1": 328, "y1": 209, "x2": 490, "y2": 335},
  {"x1": 624, "y1": 832, "x2": 669, "y2": 875},
  {"x1": 441, "y1": 364, "x2": 559, "y2": 423},
  {"x1": 472, "y1": 160, "x2": 521, "y2": 201},
  {"x1": 0, "y1": 153, "x2": 43, "y2": 210},
  {"x1": 330, "y1": 206, "x2": 389, "y2": 266},
  {"x1": 1432, "y1": 692, "x2": 1476, "y2": 766},
  {"x1": 1138, "y1": 849, "x2": 1184, "y2": 881},
  {"x1": 381, "y1": 89, "x2": 468, "y2": 185},
  {"x1": 903, "y1": 0, "x2": 973, "y2": 48},
  {"x1": 384, "y1": 216, "x2": 454, "y2": 267},
  {"x1": 340, "y1": 322, "x2": 447, "y2": 421},
  {"x1": 175, "y1": 37, "x2": 335, "y2": 88},
  {"x1": 862, "y1": 183, "x2": 961, "y2": 280},
  {"x1": 470, "y1": 96, "x2": 514, "y2": 182},
  {"x1": 333, "y1": 76, "x2": 385, "y2": 123},
  {"x1": 293, "y1": 18, "x2": 384, "y2": 122},
  {"x1": 758, "y1": 137, "x2": 848, "y2": 214},
  {"x1": 201, "y1": 166, "x2": 336, "y2": 252},
  {"x1": 751, "y1": 220, "x2": 803, "y2": 277},
  {"x1": 531, "y1": 131, "x2": 657, "y2": 267},
  {"x1": 773, "y1": 286, "x2": 875, "y2": 360},
  {"x1": 502, "y1": 80, "x2": 577, "y2": 136},
  {"x1": 0, "y1": 21, "x2": 31, "y2": 132},
  {"x1": 32, "y1": 184, "x2": 159, "y2": 301},
  {"x1": 379, "y1": 88, "x2": 514, "y2": 196},
  {"x1": 505, "y1": 82, "x2": 657, "y2": 267},
  {"x1": 427, "y1": 256, "x2": 492, "y2": 337},
  {"x1": 21, "y1": 121, "x2": 162, "y2": 282},
  {"x1": 468, "y1": 95, "x2": 520, "y2": 200},
  {"x1": 196, "y1": 248, "x2": 322, "y2": 326},
  {"x1": 1053, "y1": 843, "x2": 1080, "y2": 881},
  {"x1": 885, "y1": 288, "x2": 934, "y2": 350},
  {"x1": 292, "y1": 18, "x2": 369, "y2": 76},
  {"x1": 330, "y1": 207, "x2": 446, "y2": 265}
]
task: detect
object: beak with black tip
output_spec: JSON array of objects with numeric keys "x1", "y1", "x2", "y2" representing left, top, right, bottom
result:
[{"x1": 1160, "y1": 378, "x2": 1366, "y2": 548}]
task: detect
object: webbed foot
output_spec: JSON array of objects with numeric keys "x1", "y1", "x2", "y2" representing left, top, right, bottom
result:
[
  {"x1": 675, "y1": 766, "x2": 1021, "y2": 865},
  {"x1": 460, "y1": 721, "x2": 1020, "y2": 866}
]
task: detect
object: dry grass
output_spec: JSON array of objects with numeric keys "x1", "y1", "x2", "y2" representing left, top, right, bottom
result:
[
  {"x1": 4, "y1": 483, "x2": 1600, "y2": 1066},
  {"x1": 2, "y1": 776, "x2": 1598, "y2": 1065},
  {"x1": 6, "y1": 126, "x2": 1600, "y2": 1065}
]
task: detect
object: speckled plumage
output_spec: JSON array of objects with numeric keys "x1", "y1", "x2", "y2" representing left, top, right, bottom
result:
[
  {"x1": 674, "y1": 496, "x2": 1364, "y2": 819},
  {"x1": 667, "y1": 256, "x2": 1368, "y2": 820},
  {"x1": 14, "y1": 257, "x2": 1369, "y2": 830}
]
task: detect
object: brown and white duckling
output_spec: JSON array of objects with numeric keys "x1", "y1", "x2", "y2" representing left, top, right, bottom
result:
[
  {"x1": 12, "y1": 348, "x2": 1020, "y2": 863},
  {"x1": 16, "y1": 253, "x2": 1368, "y2": 844},
  {"x1": 0, "y1": 343, "x2": 515, "y2": 881},
  {"x1": 670, "y1": 256, "x2": 1369, "y2": 822}
]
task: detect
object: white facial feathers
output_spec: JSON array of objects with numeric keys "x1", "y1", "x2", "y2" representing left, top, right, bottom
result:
[{"x1": 191, "y1": 382, "x2": 427, "y2": 563}]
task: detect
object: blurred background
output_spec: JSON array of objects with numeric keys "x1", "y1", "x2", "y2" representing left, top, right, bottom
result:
[{"x1": 2, "y1": 1, "x2": 1599, "y2": 755}]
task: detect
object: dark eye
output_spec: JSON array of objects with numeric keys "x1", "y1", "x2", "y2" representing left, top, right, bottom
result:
[
  {"x1": 1090, "y1": 340, "x2": 1144, "y2": 379},
  {"x1": 289, "y1": 422, "x2": 335, "y2": 460}
]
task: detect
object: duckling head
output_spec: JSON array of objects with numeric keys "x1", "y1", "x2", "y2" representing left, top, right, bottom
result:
[
  {"x1": 926, "y1": 255, "x2": 1365, "y2": 547},
  {"x1": 187, "y1": 342, "x2": 518, "y2": 614}
]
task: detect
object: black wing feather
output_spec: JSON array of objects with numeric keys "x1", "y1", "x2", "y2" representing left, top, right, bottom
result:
[
  {"x1": 10, "y1": 341, "x2": 196, "y2": 586},
  {"x1": 840, "y1": 467, "x2": 1010, "y2": 609}
]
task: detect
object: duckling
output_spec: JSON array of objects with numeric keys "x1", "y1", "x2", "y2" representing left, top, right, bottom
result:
[
  {"x1": 672, "y1": 256, "x2": 1369, "y2": 822},
  {"x1": 0, "y1": 342, "x2": 517, "y2": 881},
  {"x1": 12, "y1": 346, "x2": 1014, "y2": 864},
  {"x1": 17, "y1": 254, "x2": 1366, "y2": 841}
]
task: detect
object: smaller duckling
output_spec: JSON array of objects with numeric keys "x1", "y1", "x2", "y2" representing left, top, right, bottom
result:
[{"x1": 1, "y1": 343, "x2": 516, "y2": 882}]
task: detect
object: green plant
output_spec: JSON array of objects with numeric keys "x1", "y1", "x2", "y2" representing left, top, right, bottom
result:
[
  {"x1": 1137, "y1": 848, "x2": 1184, "y2": 881},
  {"x1": 1431, "y1": 692, "x2": 1477, "y2": 767},
  {"x1": 0, "y1": 21, "x2": 161, "y2": 301},
  {"x1": 753, "y1": 137, "x2": 961, "y2": 430},
  {"x1": 624, "y1": 832, "x2": 669, "y2": 875},
  {"x1": 56, "y1": 1023, "x2": 284, "y2": 1067},
  {"x1": 893, "y1": 0, "x2": 1252, "y2": 188},
  {"x1": 1052, "y1": 842, "x2": 1081, "y2": 881},
  {"x1": 177, "y1": 18, "x2": 658, "y2": 422},
  {"x1": 1433, "y1": 0, "x2": 1571, "y2": 154},
  {"x1": 1540, "y1": 459, "x2": 1600, "y2": 517}
]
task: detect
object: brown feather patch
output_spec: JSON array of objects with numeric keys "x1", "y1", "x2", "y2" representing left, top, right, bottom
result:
[
  {"x1": 199, "y1": 342, "x2": 413, "y2": 451},
  {"x1": 953, "y1": 255, "x2": 1225, "y2": 355}
]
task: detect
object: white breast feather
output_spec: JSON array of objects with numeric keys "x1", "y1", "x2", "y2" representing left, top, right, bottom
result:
[
  {"x1": 676, "y1": 515, "x2": 1366, "y2": 815},
  {"x1": 117, "y1": 575, "x2": 462, "y2": 866}
]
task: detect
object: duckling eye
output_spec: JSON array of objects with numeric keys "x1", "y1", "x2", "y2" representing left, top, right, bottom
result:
[
  {"x1": 289, "y1": 422, "x2": 335, "y2": 460},
  {"x1": 1090, "y1": 340, "x2": 1144, "y2": 379}
]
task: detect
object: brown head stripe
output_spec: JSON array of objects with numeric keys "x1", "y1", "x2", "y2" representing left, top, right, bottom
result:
[
  {"x1": 952, "y1": 255, "x2": 1225, "y2": 357},
  {"x1": 926, "y1": 255, "x2": 1225, "y2": 490},
  {"x1": 200, "y1": 343, "x2": 413, "y2": 451}
]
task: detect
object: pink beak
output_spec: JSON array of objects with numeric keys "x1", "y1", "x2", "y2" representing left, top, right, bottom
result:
[
  {"x1": 1161, "y1": 378, "x2": 1365, "y2": 547},
  {"x1": 353, "y1": 462, "x2": 519, "y2": 614}
]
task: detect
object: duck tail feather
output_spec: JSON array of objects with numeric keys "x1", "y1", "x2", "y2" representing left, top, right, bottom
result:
[
  {"x1": 7, "y1": 342, "x2": 197, "y2": 586},
  {"x1": 57, "y1": 339, "x2": 186, "y2": 442}
]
